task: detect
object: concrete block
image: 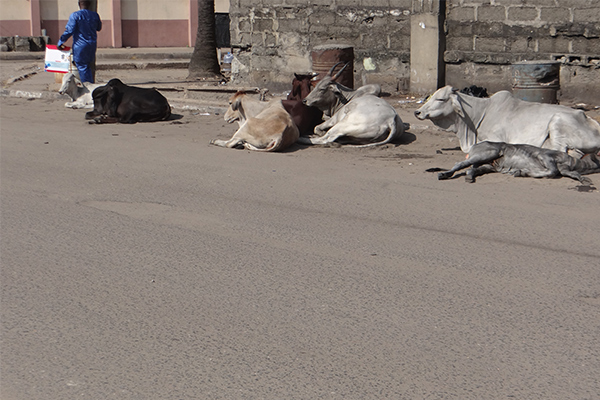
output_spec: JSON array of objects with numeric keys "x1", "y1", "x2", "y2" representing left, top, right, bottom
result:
[
  {"x1": 507, "y1": 6, "x2": 538, "y2": 21},
  {"x1": 473, "y1": 22, "x2": 507, "y2": 37},
  {"x1": 509, "y1": 37, "x2": 536, "y2": 52},
  {"x1": 252, "y1": 33, "x2": 264, "y2": 46},
  {"x1": 254, "y1": 18, "x2": 275, "y2": 32},
  {"x1": 447, "y1": 36, "x2": 475, "y2": 51},
  {"x1": 237, "y1": 19, "x2": 252, "y2": 32},
  {"x1": 571, "y1": 37, "x2": 600, "y2": 53},
  {"x1": 478, "y1": 6, "x2": 506, "y2": 22},
  {"x1": 309, "y1": 11, "x2": 336, "y2": 26},
  {"x1": 277, "y1": 18, "x2": 307, "y2": 33},
  {"x1": 448, "y1": 6, "x2": 476, "y2": 21},
  {"x1": 540, "y1": 7, "x2": 571, "y2": 22},
  {"x1": 447, "y1": 21, "x2": 473, "y2": 36},
  {"x1": 538, "y1": 37, "x2": 572, "y2": 53},
  {"x1": 475, "y1": 37, "x2": 507, "y2": 52},
  {"x1": 573, "y1": 7, "x2": 600, "y2": 23}
]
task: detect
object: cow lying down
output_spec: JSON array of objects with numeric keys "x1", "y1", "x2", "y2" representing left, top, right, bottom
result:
[
  {"x1": 300, "y1": 62, "x2": 405, "y2": 147},
  {"x1": 438, "y1": 141, "x2": 600, "y2": 184},
  {"x1": 85, "y1": 78, "x2": 171, "y2": 124},
  {"x1": 59, "y1": 71, "x2": 101, "y2": 109},
  {"x1": 210, "y1": 91, "x2": 299, "y2": 152}
]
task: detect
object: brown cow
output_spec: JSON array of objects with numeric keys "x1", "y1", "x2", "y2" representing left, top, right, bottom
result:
[
  {"x1": 210, "y1": 91, "x2": 299, "y2": 152},
  {"x1": 282, "y1": 73, "x2": 323, "y2": 136}
]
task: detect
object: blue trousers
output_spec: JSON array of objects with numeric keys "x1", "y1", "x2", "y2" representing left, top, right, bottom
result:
[{"x1": 75, "y1": 61, "x2": 94, "y2": 83}]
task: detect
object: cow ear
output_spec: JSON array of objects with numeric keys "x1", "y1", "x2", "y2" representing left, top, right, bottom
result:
[
  {"x1": 231, "y1": 97, "x2": 241, "y2": 111},
  {"x1": 450, "y1": 93, "x2": 465, "y2": 118},
  {"x1": 329, "y1": 84, "x2": 342, "y2": 94}
]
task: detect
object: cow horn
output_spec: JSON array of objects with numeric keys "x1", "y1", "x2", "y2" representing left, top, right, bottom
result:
[
  {"x1": 333, "y1": 62, "x2": 350, "y2": 81},
  {"x1": 327, "y1": 62, "x2": 345, "y2": 77}
]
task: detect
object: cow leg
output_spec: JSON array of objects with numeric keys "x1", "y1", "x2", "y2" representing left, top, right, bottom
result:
[
  {"x1": 313, "y1": 118, "x2": 335, "y2": 136},
  {"x1": 439, "y1": 143, "x2": 501, "y2": 180},
  {"x1": 210, "y1": 137, "x2": 245, "y2": 149},
  {"x1": 438, "y1": 159, "x2": 476, "y2": 180},
  {"x1": 555, "y1": 164, "x2": 592, "y2": 184},
  {"x1": 88, "y1": 115, "x2": 119, "y2": 124},
  {"x1": 465, "y1": 164, "x2": 496, "y2": 183}
]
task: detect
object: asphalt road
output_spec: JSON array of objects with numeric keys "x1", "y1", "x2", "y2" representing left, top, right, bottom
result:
[{"x1": 1, "y1": 97, "x2": 599, "y2": 399}]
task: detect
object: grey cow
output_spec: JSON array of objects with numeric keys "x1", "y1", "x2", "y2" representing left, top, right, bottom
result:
[{"x1": 438, "y1": 141, "x2": 600, "y2": 184}]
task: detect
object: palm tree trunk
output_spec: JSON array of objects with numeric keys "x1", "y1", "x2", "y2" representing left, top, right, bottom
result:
[{"x1": 188, "y1": 0, "x2": 223, "y2": 80}]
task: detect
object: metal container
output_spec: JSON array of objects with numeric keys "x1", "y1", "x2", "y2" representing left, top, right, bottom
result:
[
  {"x1": 311, "y1": 44, "x2": 354, "y2": 89},
  {"x1": 511, "y1": 60, "x2": 560, "y2": 104}
]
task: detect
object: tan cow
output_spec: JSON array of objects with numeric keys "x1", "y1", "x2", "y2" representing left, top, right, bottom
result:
[{"x1": 211, "y1": 91, "x2": 299, "y2": 152}]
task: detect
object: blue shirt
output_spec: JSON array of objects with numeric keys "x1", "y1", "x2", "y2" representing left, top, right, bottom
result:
[{"x1": 58, "y1": 9, "x2": 102, "y2": 64}]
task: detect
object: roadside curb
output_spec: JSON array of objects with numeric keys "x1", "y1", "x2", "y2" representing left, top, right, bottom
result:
[{"x1": 0, "y1": 87, "x2": 229, "y2": 114}]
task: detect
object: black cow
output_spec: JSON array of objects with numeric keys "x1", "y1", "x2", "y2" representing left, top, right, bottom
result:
[
  {"x1": 85, "y1": 78, "x2": 171, "y2": 124},
  {"x1": 438, "y1": 141, "x2": 600, "y2": 184}
]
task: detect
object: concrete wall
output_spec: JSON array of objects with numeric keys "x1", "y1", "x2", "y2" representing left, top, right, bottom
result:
[
  {"x1": 228, "y1": 0, "x2": 598, "y2": 103},
  {"x1": 228, "y1": 0, "x2": 413, "y2": 93},
  {"x1": 445, "y1": 0, "x2": 600, "y2": 104}
]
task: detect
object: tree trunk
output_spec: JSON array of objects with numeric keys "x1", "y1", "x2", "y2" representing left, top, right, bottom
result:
[{"x1": 188, "y1": 0, "x2": 223, "y2": 80}]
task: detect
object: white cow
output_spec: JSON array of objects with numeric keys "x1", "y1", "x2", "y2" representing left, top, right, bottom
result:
[
  {"x1": 210, "y1": 91, "x2": 299, "y2": 152},
  {"x1": 58, "y1": 72, "x2": 100, "y2": 109},
  {"x1": 414, "y1": 85, "x2": 600, "y2": 156},
  {"x1": 299, "y1": 63, "x2": 405, "y2": 147}
]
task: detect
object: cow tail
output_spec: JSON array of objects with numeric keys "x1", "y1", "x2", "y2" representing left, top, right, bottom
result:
[
  {"x1": 244, "y1": 137, "x2": 283, "y2": 152},
  {"x1": 350, "y1": 113, "x2": 404, "y2": 149}
]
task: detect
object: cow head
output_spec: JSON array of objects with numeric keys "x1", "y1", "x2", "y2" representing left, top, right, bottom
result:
[
  {"x1": 224, "y1": 91, "x2": 246, "y2": 124},
  {"x1": 302, "y1": 62, "x2": 349, "y2": 111},
  {"x1": 287, "y1": 73, "x2": 317, "y2": 101},
  {"x1": 59, "y1": 72, "x2": 82, "y2": 100},
  {"x1": 414, "y1": 86, "x2": 484, "y2": 153},
  {"x1": 414, "y1": 86, "x2": 465, "y2": 121}
]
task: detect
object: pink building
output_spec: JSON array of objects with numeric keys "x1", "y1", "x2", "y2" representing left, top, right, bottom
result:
[{"x1": 0, "y1": 0, "x2": 229, "y2": 48}]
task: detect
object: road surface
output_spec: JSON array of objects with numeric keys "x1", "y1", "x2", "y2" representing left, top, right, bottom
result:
[{"x1": 1, "y1": 96, "x2": 599, "y2": 399}]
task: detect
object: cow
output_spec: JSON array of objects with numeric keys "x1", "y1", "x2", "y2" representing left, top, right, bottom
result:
[
  {"x1": 58, "y1": 71, "x2": 100, "y2": 109},
  {"x1": 85, "y1": 78, "x2": 171, "y2": 124},
  {"x1": 414, "y1": 85, "x2": 600, "y2": 156},
  {"x1": 286, "y1": 73, "x2": 317, "y2": 101},
  {"x1": 282, "y1": 73, "x2": 323, "y2": 136},
  {"x1": 210, "y1": 91, "x2": 299, "y2": 152},
  {"x1": 299, "y1": 62, "x2": 404, "y2": 147},
  {"x1": 437, "y1": 141, "x2": 600, "y2": 184}
]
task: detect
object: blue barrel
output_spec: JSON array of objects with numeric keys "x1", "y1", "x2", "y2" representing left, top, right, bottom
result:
[{"x1": 511, "y1": 61, "x2": 560, "y2": 104}]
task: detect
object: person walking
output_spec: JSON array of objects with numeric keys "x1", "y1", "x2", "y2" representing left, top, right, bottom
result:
[{"x1": 57, "y1": 0, "x2": 102, "y2": 83}]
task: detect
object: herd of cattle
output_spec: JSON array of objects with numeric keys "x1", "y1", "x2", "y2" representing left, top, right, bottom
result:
[{"x1": 59, "y1": 62, "x2": 600, "y2": 185}]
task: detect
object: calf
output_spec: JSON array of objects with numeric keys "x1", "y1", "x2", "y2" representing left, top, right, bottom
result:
[
  {"x1": 282, "y1": 73, "x2": 323, "y2": 136},
  {"x1": 211, "y1": 91, "x2": 299, "y2": 152},
  {"x1": 59, "y1": 71, "x2": 100, "y2": 109},
  {"x1": 438, "y1": 141, "x2": 600, "y2": 184},
  {"x1": 85, "y1": 78, "x2": 171, "y2": 124}
]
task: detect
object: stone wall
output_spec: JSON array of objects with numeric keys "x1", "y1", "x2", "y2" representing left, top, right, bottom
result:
[
  {"x1": 228, "y1": 0, "x2": 413, "y2": 93},
  {"x1": 445, "y1": 0, "x2": 600, "y2": 104}
]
